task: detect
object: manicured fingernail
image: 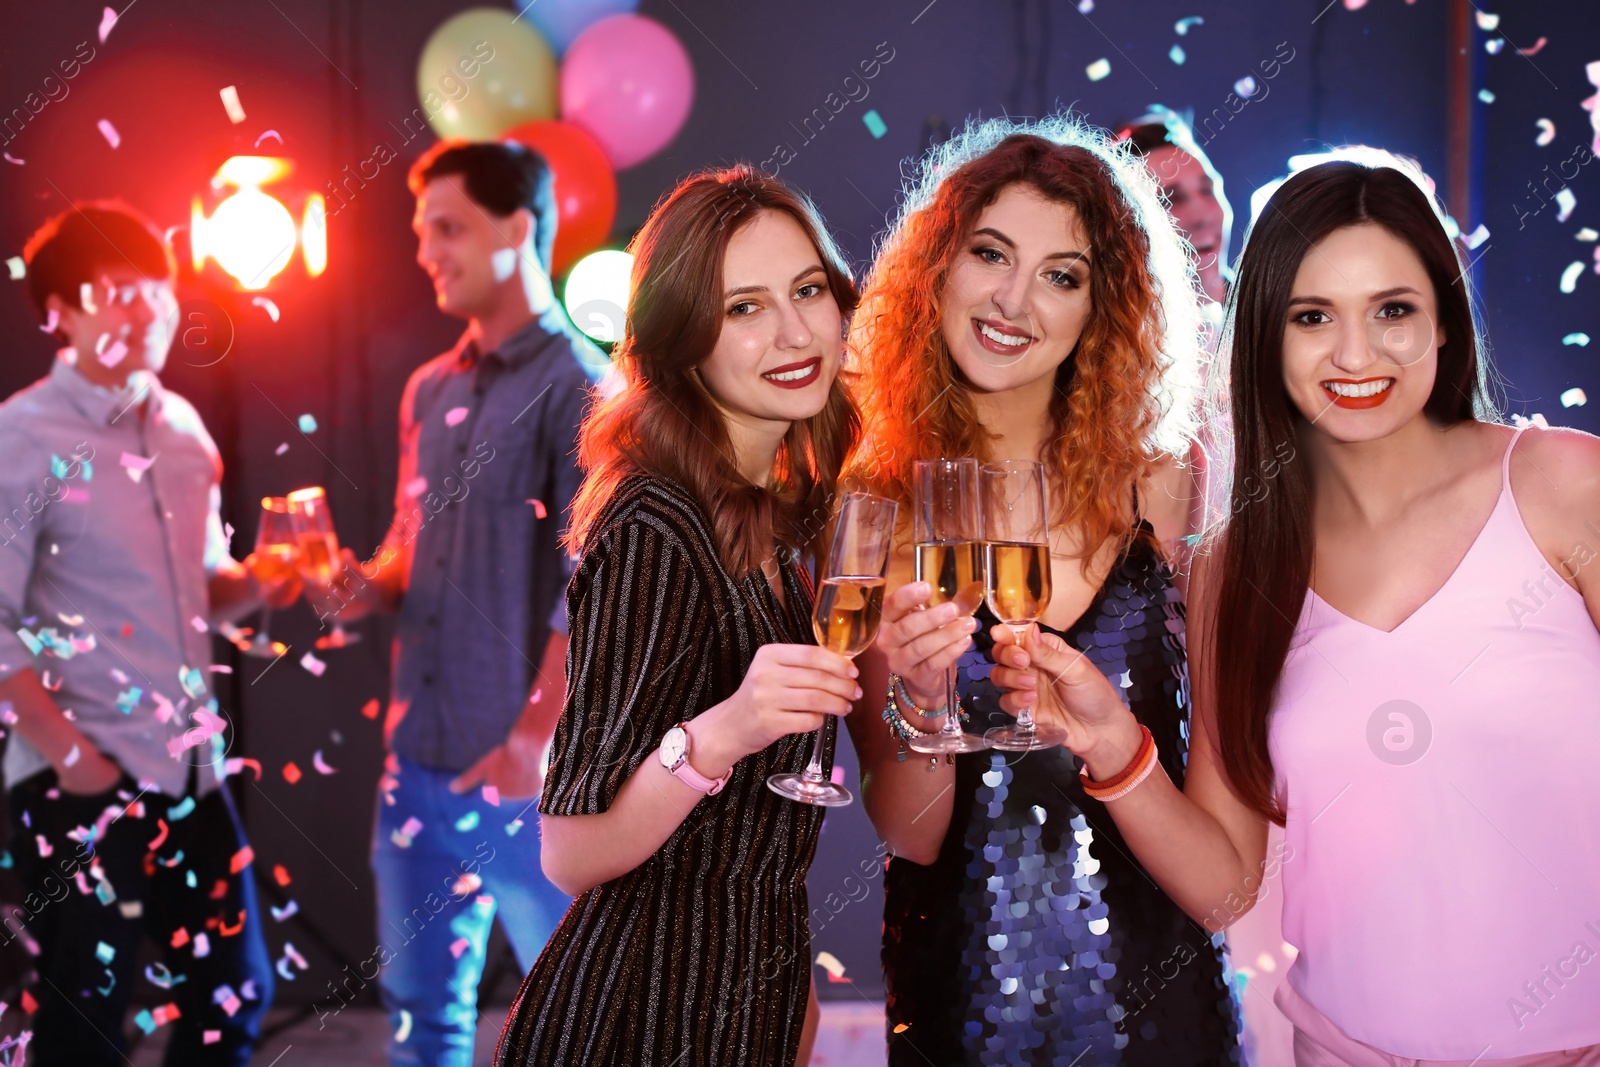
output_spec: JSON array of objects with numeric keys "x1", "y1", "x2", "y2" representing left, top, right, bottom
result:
[
  {"x1": 965, "y1": 617, "x2": 980, "y2": 632},
  {"x1": 848, "y1": 664, "x2": 860, "y2": 678},
  {"x1": 853, "y1": 686, "x2": 863, "y2": 699}
]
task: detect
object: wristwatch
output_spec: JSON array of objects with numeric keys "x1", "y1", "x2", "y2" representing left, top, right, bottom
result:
[{"x1": 658, "y1": 723, "x2": 729, "y2": 795}]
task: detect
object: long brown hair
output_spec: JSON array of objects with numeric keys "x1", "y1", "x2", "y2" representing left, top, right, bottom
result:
[
  {"x1": 1205, "y1": 154, "x2": 1498, "y2": 823},
  {"x1": 566, "y1": 166, "x2": 862, "y2": 577},
  {"x1": 849, "y1": 115, "x2": 1204, "y2": 563}
]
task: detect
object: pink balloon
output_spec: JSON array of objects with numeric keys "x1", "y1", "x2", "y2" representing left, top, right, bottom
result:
[{"x1": 560, "y1": 15, "x2": 694, "y2": 170}]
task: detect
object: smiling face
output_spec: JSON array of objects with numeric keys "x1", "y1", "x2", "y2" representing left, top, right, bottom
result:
[
  {"x1": 696, "y1": 209, "x2": 844, "y2": 452},
  {"x1": 1146, "y1": 145, "x2": 1226, "y2": 265},
  {"x1": 938, "y1": 183, "x2": 1093, "y2": 400},
  {"x1": 1281, "y1": 222, "x2": 1445, "y2": 442},
  {"x1": 412, "y1": 174, "x2": 530, "y2": 320}
]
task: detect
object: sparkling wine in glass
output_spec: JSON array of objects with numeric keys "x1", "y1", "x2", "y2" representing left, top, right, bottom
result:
[
  {"x1": 242, "y1": 497, "x2": 296, "y2": 659},
  {"x1": 906, "y1": 458, "x2": 991, "y2": 755},
  {"x1": 768, "y1": 491, "x2": 897, "y2": 807},
  {"x1": 980, "y1": 460, "x2": 1064, "y2": 750},
  {"x1": 286, "y1": 486, "x2": 362, "y2": 649}
]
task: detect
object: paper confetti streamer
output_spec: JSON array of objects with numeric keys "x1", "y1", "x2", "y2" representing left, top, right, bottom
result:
[
  {"x1": 1085, "y1": 58, "x2": 1111, "y2": 82},
  {"x1": 145, "y1": 962, "x2": 185, "y2": 989},
  {"x1": 254, "y1": 129, "x2": 283, "y2": 148},
  {"x1": 1555, "y1": 188, "x2": 1576, "y2": 223},
  {"x1": 219, "y1": 86, "x2": 247, "y2": 125},
  {"x1": 1561, "y1": 388, "x2": 1587, "y2": 408},
  {"x1": 444, "y1": 406, "x2": 470, "y2": 427},
  {"x1": 251, "y1": 296, "x2": 280, "y2": 322},
  {"x1": 395, "y1": 1010, "x2": 413, "y2": 1043},
  {"x1": 297, "y1": 413, "x2": 317, "y2": 433},
  {"x1": 98, "y1": 6, "x2": 119, "y2": 43},
  {"x1": 1563, "y1": 333, "x2": 1591, "y2": 346},
  {"x1": 270, "y1": 900, "x2": 299, "y2": 921},
  {"x1": 3, "y1": 152, "x2": 23, "y2": 165},
  {"x1": 1536, "y1": 118, "x2": 1556, "y2": 146},
  {"x1": 816, "y1": 950, "x2": 849, "y2": 982},
  {"x1": 1517, "y1": 37, "x2": 1548, "y2": 55},
  {"x1": 1174, "y1": 15, "x2": 1203, "y2": 33},
  {"x1": 300, "y1": 651, "x2": 326, "y2": 676},
  {"x1": 97, "y1": 119, "x2": 121, "y2": 149},
  {"x1": 1560, "y1": 261, "x2": 1585, "y2": 293},
  {"x1": 311, "y1": 750, "x2": 337, "y2": 774}
]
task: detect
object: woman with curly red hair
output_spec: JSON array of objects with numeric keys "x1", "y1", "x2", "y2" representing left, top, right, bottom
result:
[
  {"x1": 496, "y1": 166, "x2": 862, "y2": 1066},
  {"x1": 845, "y1": 116, "x2": 1240, "y2": 1063}
]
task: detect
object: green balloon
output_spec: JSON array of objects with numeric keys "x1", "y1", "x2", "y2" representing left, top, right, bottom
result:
[{"x1": 418, "y1": 8, "x2": 557, "y2": 139}]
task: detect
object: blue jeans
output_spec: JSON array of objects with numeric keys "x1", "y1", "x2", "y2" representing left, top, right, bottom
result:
[{"x1": 371, "y1": 755, "x2": 570, "y2": 1067}]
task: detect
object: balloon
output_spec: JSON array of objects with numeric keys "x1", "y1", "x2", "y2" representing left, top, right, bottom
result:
[
  {"x1": 501, "y1": 121, "x2": 617, "y2": 277},
  {"x1": 564, "y1": 250, "x2": 633, "y2": 344},
  {"x1": 523, "y1": 0, "x2": 640, "y2": 55},
  {"x1": 418, "y1": 9, "x2": 557, "y2": 139},
  {"x1": 560, "y1": 15, "x2": 694, "y2": 170}
]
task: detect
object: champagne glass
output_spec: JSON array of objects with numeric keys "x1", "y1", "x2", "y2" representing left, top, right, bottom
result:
[
  {"x1": 979, "y1": 460, "x2": 1064, "y2": 750},
  {"x1": 906, "y1": 458, "x2": 991, "y2": 755},
  {"x1": 768, "y1": 491, "x2": 897, "y2": 807},
  {"x1": 242, "y1": 497, "x2": 296, "y2": 658},
  {"x1": 286, "y1": 486, "x2": 362, "y2": 649}
]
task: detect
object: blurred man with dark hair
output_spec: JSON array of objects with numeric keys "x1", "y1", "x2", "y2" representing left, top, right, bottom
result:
[
  {"x1": 329, "y1": 140, "x2": 599, "y2": 1066},
  {"x1": 0, "y1": 201, "x2": 296, "y2": 1066}
]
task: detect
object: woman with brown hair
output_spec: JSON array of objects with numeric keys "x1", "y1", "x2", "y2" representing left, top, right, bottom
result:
[
  {"x1": 845, "y1": 116, "x2": 1240, "y2": 1063},
  {"x1": 495, "y1": 166, "x2": 862, "y2": 1066},
  {"x1": 987, "y1": 152, "x2": 1600, "y2": 1064}
]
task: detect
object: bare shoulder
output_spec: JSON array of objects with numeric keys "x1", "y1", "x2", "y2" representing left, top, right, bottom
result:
[{"x1": 1507, "y1": 424, "x2": 1600, "y2": 581}]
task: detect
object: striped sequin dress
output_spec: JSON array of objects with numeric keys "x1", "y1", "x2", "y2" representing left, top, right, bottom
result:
[
  {"x1": 881, "y1": 522, "x2": 1241, "y2": 1065},
  {"x1": 497, "y1": 474, "x2": 826, "y2": 1067}
]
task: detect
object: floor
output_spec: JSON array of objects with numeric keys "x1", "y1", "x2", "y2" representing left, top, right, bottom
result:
[{"x1": 127, "y1": 1001, "x2": 890, "y2": 1066}]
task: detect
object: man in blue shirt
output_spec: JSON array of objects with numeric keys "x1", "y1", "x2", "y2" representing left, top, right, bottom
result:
[
  {"x1": 0, "y1": 202, "x2": 295, "y2": 1065},
  {"x1": 330, "y1": 141, "x2": 599, "y2": 1066}
]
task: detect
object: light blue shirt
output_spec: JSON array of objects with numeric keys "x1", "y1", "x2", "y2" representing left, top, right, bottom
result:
[{"x1": 0, "y1": 357, "x2": 230, "y2": 796}]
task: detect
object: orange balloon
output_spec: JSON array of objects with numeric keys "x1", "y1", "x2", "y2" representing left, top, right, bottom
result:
[{"x1": 502, "y1": 120, "x2": 618, "y2": 277}]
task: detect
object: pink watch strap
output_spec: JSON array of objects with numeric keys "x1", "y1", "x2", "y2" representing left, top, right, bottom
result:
[{"x1": 667, "y1": 724, "x2": 729, "y2": 795}]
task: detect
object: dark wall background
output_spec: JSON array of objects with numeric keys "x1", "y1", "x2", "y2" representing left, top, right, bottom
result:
[{"x1": 0, "y1": 0, "x2": 1593, "y2": 1010}]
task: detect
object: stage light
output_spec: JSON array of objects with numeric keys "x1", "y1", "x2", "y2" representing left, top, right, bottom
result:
[
  {"x1": 563, "y1": 249, "x2": 632, "y2": 343},
  {"x1": 192, "y1": 155, "x2": 327, "y2": 290}
]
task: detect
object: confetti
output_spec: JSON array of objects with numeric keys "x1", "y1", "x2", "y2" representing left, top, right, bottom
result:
[
  {"x1": 444, "y1": 406, "x2": 470, "y2": 427},
  {"x1": 1578, "y1": 228, "x2": 1598, "y2": 242},
  {"x1": 1478, "y1": 89, "x2": 1495, "y2": 104},
  {"x1": 1560, "y1": 261, "x2": 1585, "y2": 293},
  {"x1": 530, "y1": 498, "x2": 548, "y2": 519},
  {"x1": 299, "y1": 651, "x2": 326, "y2": 676},
  {"x1": 505, "y1": 818, "x2": 524, "y2": 835},
  {"x1": 145, "y1": 963, "x2": 185, "y2": 988},
  {"x1": 1463, "y1": 223, "x2": 1490, "y2": 250},
  {"x1": 1485, "y1": 38, "x2": 1504, "y2": 55},
  {"x1": 63, "y1": 744, "x2": 80, "y2": 768},
  {"x1": 893, "y1": 1022, "x2": 911, "y2": 1034},
  {"x1": 1343, "y1": 0, "x2": 1368, "y2": 8},
  {"x1": 861, "y1": 109, "x2": 887, "y2": 139},
  {"x1": 1561, "y1": 388, "x2": 1587, "y2": 407},
  {"x1": 1584, "y1": 62, "x2": 1600, "y2": 155},
  {"x1": 1536, "y1": 118, "x2": 1557, "y2": 146},
  {"x1": 40, "y1": 307, "x2": 58, "y2": 332},
  {"x1": 1517, "y1": 37, "x2": 1548, "y2": 55},
  {"x1": 1474, "y1": 11, "x2": 1499, "y2": 30},
  {"x1": 178, "y1": 666, "x2": 207, "y2": 699},
  {"x1": 115, "y1": 686, "x2": 142, "y2": 715},
  {"x1": 275, "y1": 442, "x2": 289, "y2": 455},
  {"x1": 1563, "y1": 333, "x2": 1591, "y2": 346},
  {"x1": 254, "y1": 129, "x2": 283, "y2": 148},
  {"x1": 204, "y1": 1030, "x2": 221, "y2": 1044},
  {"x1": 148, "y1": 818, "x2": 169, "y2": 850},
  {"x1": 97, "y1": 119, "x2": 121, "y2": 149},
  {"x1": 3, "y1": 152, "x2": 23, "y2": 165},
  {"x1": 282, "y1": 762, "x2": 302, "y2": 784},
  {"x1": 251, "y1": 296, "x2": 280, "y2": 322},
  {"x1": 404, "y1": 476, "x2": 428, "y2": 498},
  {"x1": 395, "y1": 1009, "x2": 413, "y2": 1043},
  {"x1": 4, "y1": 258, "x2": 23, "y2": 281},
  {"x1": 214, "y1": 986, "x2": 242, "y2": 1017},
  {"x1": 79, "y1": 282, "x2": 98, "y2": 314},
  {"x1": 224, "y1": 757, "x2": 262, "y2": 780},
  {"x1": 98, "y1": 6, "x2": 119, "y2": 43},
  {"x1": 219, "y1": 86, "x2": 247, "y2": 125},
  {"x1": 311, "y1": 750, "x2": 337, "y2": 774},
  {"x1": 1076, "y1": 0, "x2": 1091, "y2": 10},
  {"x1": 98, "y1": 338, "x2": 128, "y2": 367},
  {"x1": 1174, "y1": 15, "x2": 1204, "y2": 34},
  {"x1": 1555, "y1": 188, "x2": 1576, "y2": 223},
  {"x1": 449, "y1": 937, "x2": 471, "y2": 959},
  {"x1": 297, "y1": 413, "x2": 317, "y2": 433},
  {"x1": 1169, "y1": 44, "x2": 1186, "y2": 64},
  {"x1": 193, "y1": 932, "x2": 211, "y2": 958},
  {"x1": 230, "y1": 846, "x2": 254, "y2": 874},
  {"x1": 454, "y1": 810, "x2": 480, "y2": 832},
  {"x1": 95, "y1": 941, "x2": 116, "y2": 965},
  {"x1": 1235, "y1": 76, "x2": 1258, "y2": 98},
  {"x1": 1085, "y1": 58, "x2": 1111, "y2": 82},
  {"x1": 270, "y1": 900, "x2": 299, "y2": 921},
  {"x1": 361, "y1": 698, "x2": 381, "y2": 719},
  {"x1": 482, "y1": 784, "x2": 500, "y2": 806},
  {"x1": 120, "y1": 452, "x2": 155, "y2": 483}
]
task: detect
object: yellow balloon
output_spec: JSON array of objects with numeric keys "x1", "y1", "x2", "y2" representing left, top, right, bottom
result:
[{"x1": 418, "y1": 8, "x2": 557, "y2": 139}]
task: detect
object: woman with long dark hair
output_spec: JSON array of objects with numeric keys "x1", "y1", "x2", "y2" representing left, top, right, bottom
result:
[
  {"x1": 495, "y1": 166, "x2": 862, "y2": 1066},
  {"x1": 988, "y1": 152, "x2": 1600, "y2": 1064},
  {"x1": 845, "y1": 116, "x2": 1240, "y2": 1063}
]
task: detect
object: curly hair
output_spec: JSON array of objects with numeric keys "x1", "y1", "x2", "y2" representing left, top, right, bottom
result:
[
  {"x1": 849, "y1": 114, "x2": 1205, "y2": 562},
  {"x1": 565, "y1": 165, "x2": 862, "y2": 578}
]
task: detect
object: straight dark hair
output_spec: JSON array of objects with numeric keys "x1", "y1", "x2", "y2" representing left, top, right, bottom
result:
[
  {"x1": 408, "y1": 139, "x2": 557, "y2": 272},
  {"x1": 23, "y1": 200, "x2": 174, "y2": 327},
  {"x1": 1205, "y1": 157, "x2": 1496, "y2": 823}
]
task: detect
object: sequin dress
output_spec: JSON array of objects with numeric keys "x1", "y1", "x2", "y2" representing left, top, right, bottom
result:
[{"x1": 882, "y1": 524, "x2": 1241, "y2": 1066}]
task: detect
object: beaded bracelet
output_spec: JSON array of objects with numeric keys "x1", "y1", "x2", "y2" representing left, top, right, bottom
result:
[
  {"x1": 1079, "y1": 725, "x2": 1157, "y2": 802},
  {"x1": 889, "y1": 674, "x2": 948, "y2": 720}
]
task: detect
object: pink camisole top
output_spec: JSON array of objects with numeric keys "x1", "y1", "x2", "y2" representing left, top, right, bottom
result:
[{"x1": 1269, "y1": 425, "x2": 1600, "y2": 1059}]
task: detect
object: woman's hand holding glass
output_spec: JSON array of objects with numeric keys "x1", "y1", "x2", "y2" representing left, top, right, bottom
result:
[
  {"x1": 691, "y1": 644, "x2": 861, "y2": 779},
  {"x1": 876, "y1": 580, "x2": 983, "y2": 712},
  {"x1": 987, "y1": 624, "x2": 1145, "y2": 775}
]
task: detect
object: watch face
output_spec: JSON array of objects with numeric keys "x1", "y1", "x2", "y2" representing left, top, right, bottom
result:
[{"x1": 659, "y1": 725, "x2": 688, "y2": 770}]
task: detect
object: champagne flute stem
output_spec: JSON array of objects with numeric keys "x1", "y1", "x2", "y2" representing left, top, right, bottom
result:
[
  {"x1": 803, "y1": 716, "x2": 834, "y2": 785},
  {"x1": 1010, "y1": 623, "x2": 1035, "y2": 733},
  {"x1": 941, "y1": 665, "x2": 962, "y2": 739}
]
